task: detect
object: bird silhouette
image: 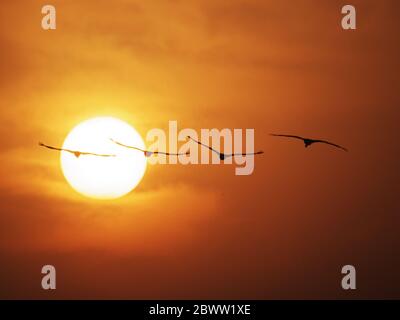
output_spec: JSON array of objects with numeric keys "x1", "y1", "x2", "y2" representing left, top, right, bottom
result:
[
  {"x1": 110, "y1": 139, "x2": 190, "y2": 157},
  {"x1": 187, "y1": 136, "x2": 264, "y2": 160},
  {"x1": 39, "y1": 142, "x2": 116, "y2": 158},
  {"x1": 270, "y1": 134, "x2": 348, "y2": 151}
]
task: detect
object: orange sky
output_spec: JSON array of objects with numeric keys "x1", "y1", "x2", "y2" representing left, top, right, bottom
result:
[{"x1": 0, "y1": 0, "x2": 399, "y2": 299}]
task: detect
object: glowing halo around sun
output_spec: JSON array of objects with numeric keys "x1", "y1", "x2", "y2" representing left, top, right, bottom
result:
[{"x1": 60, "y1": 117, "x2": 147, "y2": 200}]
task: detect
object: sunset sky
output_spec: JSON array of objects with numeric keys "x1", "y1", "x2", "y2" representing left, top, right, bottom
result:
[{"x1": 0, "y1": 0, "x2": 399, "y2": 299}]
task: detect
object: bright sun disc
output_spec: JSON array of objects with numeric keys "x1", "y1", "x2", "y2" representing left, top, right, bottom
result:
[{"x1": 61, "y1": 117, "x2": 147, "y2": 199}]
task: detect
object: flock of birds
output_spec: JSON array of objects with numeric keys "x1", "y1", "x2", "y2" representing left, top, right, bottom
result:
[{"x1": 39, "y1": 134, "x2": 348, "y2": 159}]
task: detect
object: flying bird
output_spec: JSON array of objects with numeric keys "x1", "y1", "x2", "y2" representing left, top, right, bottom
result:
[
  {"x1": 187, "y1": 136, "x2": 264, "y2": 160},
  {"x1": 269, "y1": 134, "x2": 348, "y2": 151},
  {"x1": 39, "y1": 142, "x2": 116, "y2": 158},
  {"x1": 110, "y1": 139, "x2": 190, "y2": 157}
]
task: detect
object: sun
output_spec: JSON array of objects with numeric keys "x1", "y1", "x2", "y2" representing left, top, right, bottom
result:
[{"x1": 60, "y1": 117, "x2": 147, "y2": 199}]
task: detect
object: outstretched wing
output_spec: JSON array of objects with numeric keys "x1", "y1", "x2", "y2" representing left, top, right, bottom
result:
[
  {"x1": 39, "y1": 142, "x2": 75, "y2": 154},
  {"x1": 187, "y1": 136, "x2": 220, "y2": 155},
  {"x1": 225, "y1": 151, "x2": 264, "y2": 158},
  {"x1": 39, "y1": 142, "x2": 63, "y2": 152},
  {"x1": 78, "y1": 151, "x2": 116, "y2": 157},
  {"x1": 154, "y1": 151, "x2": 190, "y2": 156},
  {"x1": 314, "y1": 140, "x2": 348, "y2": 152},
  {"x1": 269, "y1": 134, "x2": 305, "y2": 141},
  {"x1": 110, "y1": 139, "x2": 146, "y2": 153},
  {"x1": 111, "y1": 138, "x2": 188, "y2": 156}
]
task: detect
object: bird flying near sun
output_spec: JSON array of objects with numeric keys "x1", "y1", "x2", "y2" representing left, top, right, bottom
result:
[
  {"x1": 110, "y1": 138, "x2": 190, "y2": 157},
  {"x1": 187, "y1": 136, "x2": 264, "y2": 160},
  {"x1": 42, "y1": 117, "x2": 147, "y2": 200},
  {"x1": 270, "y1": 134, "x2": 348, "y2": 151},
  {"x1": 39, "y1": 142, "x2": 116, "y2": 158}
]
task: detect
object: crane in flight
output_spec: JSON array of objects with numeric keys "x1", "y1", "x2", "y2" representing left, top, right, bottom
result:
[
  {"x1": 270, "y1": 134, "x2": 348, "y2": 151},
  {"x1": 39, "y1": 142, "x2": 116, "y2": 158},
  {"x1": 110, "y1": 139, "x2": 190, "y2": 157},
  {"x1": 187, "y1": 136, "x2": 264, "y2": 160}
]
